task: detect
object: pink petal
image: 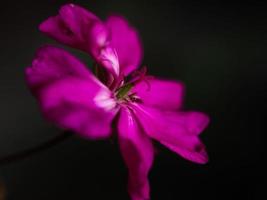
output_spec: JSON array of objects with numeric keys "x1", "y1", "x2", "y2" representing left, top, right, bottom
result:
[
  {"x1": 132, "y1": 78, "x2": 185, "y2": 110},
  {"x1": 25, "y1": 45, "x2": 95, "y2": 93},
  {"x1": 106, "y1": 15, "x2": 143, "y2": 75},
  {"x1": 39, "y1": 4, "x2": 107, "y2": 52},
  {"x1": 118, "y1": 107, "x2": 154, "y2": 200},
  {"x1": 161, "y1": 141, "x2": 208, "y2": 164},
  {"x1": 132, "y1": 104, "x2": 209, "y2": 164},
  {"x1": 174, "y1": 112, "x2": 210, "y2": 135},
  {"x1": 97, "y1": 46, "x2": 120, "y2": 77},
  {"x1": 39, "y1": 4, "x2": 120, "y2": 78},
  {"x1": 25, "y1": 46, "x2": 117, "y2": 139},
  {"x1": 38, "y1": 77, "x2": 117, "y2": 139}
]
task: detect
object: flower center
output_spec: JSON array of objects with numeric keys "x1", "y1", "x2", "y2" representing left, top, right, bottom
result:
[
  {"x1": 115, "y1": 67, "x2": 154, "y2": 103},
  {"x1": 115, "y1": 82, "x2": 141, "y2": 104},
  {"x1": 94, "y1": 64, "x2": 152, "y2": 103},
  {"x1": 116, "y1": 83, "x2": 133, "y2": 100}
]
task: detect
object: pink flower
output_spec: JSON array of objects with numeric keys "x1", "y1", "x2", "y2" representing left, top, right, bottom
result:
[{"x1": 25, "y1": 4, "x2": 209, "y2": 200}]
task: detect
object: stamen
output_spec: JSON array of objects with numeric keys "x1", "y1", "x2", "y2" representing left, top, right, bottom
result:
[
  {"x1": 129, "y1": 66, "x2": 154, "y2": 90},
  {"x1": 143, "y1": 75, "x2": 154, "y2": 91},
  {"x1": 115, "y1": 66, "x2": 153, "y2": 102},
  {"x1": 130, "y1": 66, "x2": 147, "y2": 84}
]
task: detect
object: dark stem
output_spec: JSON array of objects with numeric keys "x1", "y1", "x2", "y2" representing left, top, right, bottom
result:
[{"x1": 0, "y1": 131, "x2": 72, "y2": 166}]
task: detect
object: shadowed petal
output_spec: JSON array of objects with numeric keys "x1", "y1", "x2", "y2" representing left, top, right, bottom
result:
[
  {"x1": 132, "y1": 78, "x2": 184, "y2": 110},
  {"x1": 106, "y1": 15, "x2": 143, "y2": 75},
  {"x1": 132, "y1": 104, "x2": 209, "y2": 164},
  {"x1": 118, "y1": 107, "x2": 154, "y2": 200},
  {"x1": 38, "y1": 77, "x2": 117, "y2": 139}
]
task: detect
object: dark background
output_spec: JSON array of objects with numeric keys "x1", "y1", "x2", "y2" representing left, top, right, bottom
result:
[{"x1": 0, "y1": 0, "x2": 266, "y2": 199}]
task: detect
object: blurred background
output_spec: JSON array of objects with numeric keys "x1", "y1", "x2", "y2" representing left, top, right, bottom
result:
[{"x1": 0, "y1": 0, "x2": 266, "y2": 199}]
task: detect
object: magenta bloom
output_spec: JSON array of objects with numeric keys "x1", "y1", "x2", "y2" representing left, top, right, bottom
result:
[{"x1": 25, "y1": 4, "x2": 209, "y2": 200}]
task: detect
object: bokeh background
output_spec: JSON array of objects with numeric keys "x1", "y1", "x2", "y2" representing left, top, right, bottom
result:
[{"x1": 0, "y1": 0, "x2": 266, "y2": 199}]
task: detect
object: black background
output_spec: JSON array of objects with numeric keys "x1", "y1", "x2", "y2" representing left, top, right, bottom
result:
[{"x1": 0, "y1": 0, "x2": 266, "y2": 199}]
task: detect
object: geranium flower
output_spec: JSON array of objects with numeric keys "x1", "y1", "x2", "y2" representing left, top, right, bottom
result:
[{"x1": 25, "y1": 4, "x2": 209, "y2": 200}]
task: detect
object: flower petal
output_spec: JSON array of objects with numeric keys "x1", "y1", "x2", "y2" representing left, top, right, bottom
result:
[
  {"x1": 39, "y1": 4, "x2": 107, "y2": 52},
  {"x1": 173, "y1": 112, "x2": 210, "y2": 135},
  {"x1": 25, "y1": 45, "x2": 95, "y2": 93},
  {"x1": 106, "y1": 15, "x2": 143, "y2": 75},
  {"x1": 118, "y1": 107, "x2": 154, "y2": 200},
  {"x1": 38, "y1": 77, "x2": 117, "y2": 139},
  {"x1": 132, "y1": 78, "x2": 184, "y2": 110},
  {"x1": 25, "y1": 46, "x2": 117, "y2": 139},
  {"x1": 132, "y1": 104, "x2": 209, "y2": 164},
  {"x1": 39, "y1": 4, "x2": 121, "y2": 78},
  {"x1": 97, "y1": 46, "x2": 120, "y2": 77},
  {"x1": 160, "y1": 141, "x2": 208, "y2": 164}
]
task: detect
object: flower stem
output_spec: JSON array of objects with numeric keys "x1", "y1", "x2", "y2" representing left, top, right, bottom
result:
[{"x1": 0, "y1": 131, "x2": 72, "y2": 166}]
